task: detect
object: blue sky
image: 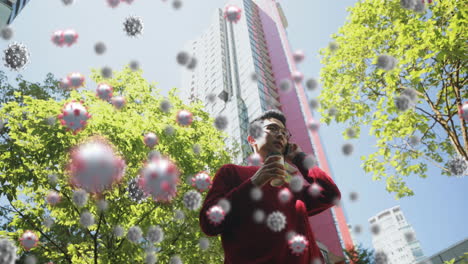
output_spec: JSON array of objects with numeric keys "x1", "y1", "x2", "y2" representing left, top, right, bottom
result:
[{"x1": 0, "y1": 0, "x2": 467, "y2": 259}]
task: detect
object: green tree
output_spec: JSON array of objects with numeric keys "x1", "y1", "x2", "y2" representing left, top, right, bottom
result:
[
  {"x1": 318, "y1": 0, "x2": 467, "y2": 199},
  {"x1": 0, "y1": 66, "x2": 241, "y2": 263},
  {"x1": 343, "y1": 243, "x2": 375, "y2": 264}
]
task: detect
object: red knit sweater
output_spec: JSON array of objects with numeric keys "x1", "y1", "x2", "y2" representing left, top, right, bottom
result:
[{"x1": 199, "y1": 156, "x2": 341, "y2": 264}]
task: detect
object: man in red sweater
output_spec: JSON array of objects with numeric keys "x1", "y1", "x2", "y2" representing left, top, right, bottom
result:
[{"x1": 199, "y1": 110, "x2": 341, "y2": 264}]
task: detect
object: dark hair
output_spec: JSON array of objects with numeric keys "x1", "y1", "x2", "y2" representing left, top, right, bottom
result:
[{"x1": 248, "y1": 109, "x2": 287, "y2": 151}]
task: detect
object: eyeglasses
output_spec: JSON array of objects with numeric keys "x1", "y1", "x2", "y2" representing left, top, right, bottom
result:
[{"x1": 263, "y1": 124, "x2": 292, "y2": 139}]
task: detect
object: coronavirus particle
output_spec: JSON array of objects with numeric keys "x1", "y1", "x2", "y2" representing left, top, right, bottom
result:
[
  {"x1": 0, "y1": 238, "x2": 18, "y2": 264},
  {"x1": 123, "y1": 16, "x2": 144, "y2": 37},
  {"x1": 57, "y1": 100, "x2": 91, "y2": 134},
  {"x1": 288, "y1": 234, "x2": 309, "y2": 256},
  {"x1": 266, "y1": 211, "x2": 286, "y2": 232},
  {"x1": 62, "y1": 29, "x2": 79, "y2": 46},
  {"x1": 46, "y1": 190, "x2": 61, "y2": 206},
  {"x1": 191, "y1": 171, "x2": 212, "y2": 192},
  {"x1": 206, "y1": 205, "x2": 225, "y2": 226},
  {"x1": 176, "y1": 109, "x2": 193, "y2": 126},
  {"x1": 111, "y1": 96, "x2": 126, "y2": 110},
  {"x1": 224, "y1": 5, "x2": 242, "y2": 23},
  {"x1": 67, "y1": 136, "x2": 126, "y2": 194},
  {"x1": 19, "y1": 230, "x2": 39, "y2": 251},
  {"x1": 96, "y1": 82, "x2": 113, "y2": 101},
  {"x1": 143, "y1": 132, "x2": 158, "y2": 149},
  {"x1": 3, "y1": 42, "x2": 30, "y2": 71},
  {"x1": 137, "y1": 154, "x2": 181, "y2": 202},
  {"x1": 183, "y1": 190, "x2": 202, "y2": 211},
  {"x1": 66, "y1": 72, "x2": 85, "y2": 89}
]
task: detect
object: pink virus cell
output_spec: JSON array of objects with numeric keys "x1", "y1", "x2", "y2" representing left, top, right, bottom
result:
[
  {"x1": 62, "y1": 29, "x2": 79, "y2": 46},
  {"x1": 96, "y1": 82, "x2": 113, "y2": 101},
  {"x1": 224, "y1": 5, "x2": 242, "y2": 23},
  {"x1": 137, "y1": 154, "x2": 181, "y2": 203},
  {"x1": 176, "y1": 109, "x2": 193, "y2": 126},
  {"x1": 19, "y1": 230, "x2": 39, "y2": 251},
  {"x1": 278, "y1": 188, "x2": 292, "y2": 204},
  {"x1": 288, "y1": 234, "x2": 309, "y2": 256},
  {"x1": 307, "y1": 119, "x2": 320, "y2": 132},
  {"x1": 292, "y1": 50, "x2": 305, "y2": 63},
  {"x1": 191, "y1": 171, "x2": 212, "y2": 192},
  {"x1": 247, "y1": 153, "x2": 263, "y2": 166},
  {"x1": 107, "y1": 0, "x2": 120, "y2": 8},
  {"x1": 206, "y1": 205, "x2": 225, "y2": 226},
  {"x1": 291, "y1": 71, "x2": 304, "y2": 83},
  {"x1": 51, "y1": 30, "x2": 64, "y2": 47},
  {"x1": 66, "y1": 72, "x2": 85, "y2": 89},
  {"x1": 57, "y1": 100, "x2": 91, "y2": 134},
  {"x1": 46, "y1": 190, "x2": 61, "y2": 206},
  {"x1": 111, "y1": 96, "x2": 126, "y2": 110},
  {"x1": 143, "y1": 132, "x2": 158, "y2": 148},
  {"x1": 59, "y1": 78, "x2": 71, "y2": 90},
  {"x1": 67, "y1": 136, "x2": 126, "y2": 194},
  {"x1": 458, "y1": 102, "x2": 468, "y2": 122}
]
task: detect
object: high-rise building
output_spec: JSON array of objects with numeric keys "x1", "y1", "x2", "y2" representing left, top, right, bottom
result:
[
  {"x1": 0, "y1": 0, "x2": 32, "y2": 28},
  {"x1": 180, "y1": 0, "x2": 354, "y2": 263},
  {"x1": 369, "y1": 205, "x2": 425, "y2": 264}
]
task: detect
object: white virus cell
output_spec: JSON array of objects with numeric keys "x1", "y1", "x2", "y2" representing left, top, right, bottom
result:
[
  {"x1": 96, "y1": 82, "x2": 113, "y2": 101},
  {"x1": 191, "y1": 171, "x2": 212, "y2": 192},
  {"x1": 446, "y1": 155, "x2": 468, "y2": 177},
  {"x1": 1, "y1": 26, "x2": 14, "y2": 40},
  {"x1": 129, "y1": 60, "x2": 140, "y2": 71},
  {"x1": 279, "y1": 78, "x2": 293, "y2": 93},
  {"x1": 305, "y1": 78, "x2": 319, "y2": 91},
  {"x1": 249, "y1": 122, "x2": 265, "y2": 140},
  {"x1": 160, "y1": 99, "x2": 172, "y2": 113},
  {"x1": 72, "y1": 189, "x2": 89, "y2": 208},
  {"x1": 0, "y1": 238, "x2": 18, "y2": 264},
  {"x1": 107, "y1": 0, "x2": 120, "y2": 8},
  {"x1": 278, "y1": 188, "x2": 292, "y2": 204},
  {"x1": 143, "y1": 132, "x2": 158, "y2": 149},
  {"x1": 169, "y1": 255, "x2": 183, "y2": 264},
  {"x1": 349, "y1": 192, "x2": 358, "y2": 202},
  {"x1": 176, "y1": 109, "x2": 193, "y2": 126},
  {"x1": 376, "y1": 54, "x2": 398, "y2": 71},
  {"x1": 354, "y1": 225, "x2": 362, "y2": 234},
  {"x1": 24, "y1": 255, "x2": 37, "y2": 264},
  {"x1": 127, "y1": 226, "x2": 143, "y2": 243},
  {"x1": 400, "y1": 0, "x2": 417, "y2": 10},
  {"x1": 101, "y1": 66, "x2": 113, "y2": 78},
  {"x1": 62, "y1": 29, "x2": 79, "y2": 46},
  {"x1": 251, "y1": 72, "x2": 258, "y2": 81},
  {"x1": 309, "y1": 98, "x2": 320, "y2": 110},
  {"x1": 371, "y1": 224, "x2": 380, "y2": 235},
  {"x1": 395, "y1": 95, "x2": 414, "y2": 111},
  {"x1": 48, "y1": 174, "x2": 58, "y2": 185},
  {"x1": 183, "y1": 190, "x2": 202, "y2": 211},
  {"x1": 145, "y1": 252, "x2": 157, "y2": 264},
  {"x1": 329, "y1": 42, "x2": 339, "y2": 52},
  {"x1": 111, "y1": 96, "x2": 126, "y2": 110},
  {"x1": 66, "y1": 72, "x2": 85, "y2": 89},
  {"x1": 123, "y1": 16, "x2": 144, "y2": 37},
  {"x1": 45, "y1": 116, "x2": 56, "y2": 126},
  {"x1": 186, "y1": 57, "x2": 197, "y2": 70},
  {"x1": 127, "y1": 177, "x2": 148, "y2": 203},
  {"x1": 206, "y1": 93, "x2": 216, "y2": 103},
  {"x1": 214, "y1": 115, "x2": 228, "y2": 130},
  {"x1": 404, "y1": 231, "x2": 415, "y2": 243},
  {"x1": 164, "y1": 125, "x2": 175, "y2": 136},
  {"x1": 137, "y1": 154, "x2": 181, "y2": 202},
  {"x1": 51, "y1": 30, "x2": 64, "y2": 47},
  {"x1": 375, "y1": 251, "x2": 389, "y2": 264},
  {"x1": 96, "y1": 199, "x2": 109, "y2": 212},
  {"x1": 292, "y1": 50, "x2": 305, "y2": 63},
  {"x1": 46, "y1": 190, "x2": 61, "y2": 206},
  {"x1": 266, "y1": 211, "x2": 286, "y2": 232},
  {"x1": 250, "y1": 187, "x2": 263, "y2": 201},
  {"x1": 342, "y1": 143, "x2": 354, "y2": 156},
  {"x1": 176, "y1": 51, "x2": 190, "y2": 65},
  {"x1": 199, "y1": 237, "x2": 210, "y2": 250},
  {"x1": 192, "y1": 144, "x2": 201, "y2": 155},
  {"x1": 217, "y1": 198, "x2": 231, "y2": 214},
  {"x1": 289, "y1": 176, "x2": 304, "y2": 193},
  {"x1": 174, "y1": 209, "x2": 185, "y2": 221},
  {"x1": 113, "y1": 225, "x2": 125, "y2": 237},
  {"x1": 67, "y1": 137, "x2": 126, "y2": 194},
  {"x1": 80, "y1": 211, "x2": 95, "y2": 227},
  {"x1": 307, "y1": 119, "x2": 320, "y2": 132},
  {"x1": 146, "y1": 225, "x2": 164, "y2": 243},
  {"x1": 253, "y1": 209, "x2": 265, "y2": 223},
  {"x1": 19, "y1": 230, "x2": 39, "y2": 251},
  {"x1": 346, "y1": 128, "x2": 356, "y2": 138},
  {"x1": 224, "y1": 5, "x2": 242, "y2": 23},
  {"x1": 401, "y1": 87, "x2": 418, "y2": 103},
  {"x1": 206, "y1": 205, "x2": 225, "y2": 226},
  {"x1": 328, "y1": 107, "x2": 338, "y2": 116},
  {"x1": 94, "y1": 42, "x2": 106, "y2": 55},
  {"x1": 3, "y1": 42, "x2": 30, "y2": 71},
  {"x1": 458, "y1": 102, "x2": 468, "y2": 122},
  {"x1": 413, "y1": 0, "x2": 426, "y2": 13},
  {"x1": 308, "y1": 183, "x2": 322, "y2": 197},
  {"x1": 288, "y1": 234, "x2": 309, "y2": 256},
  {"x1": 247, "y1": 153, "x2": 263, "y2": 166},
  {"x1": 291, "y1": 71, "x2": 304, "y2": 83},
  {"x1": 122, "y1": 0, "x2": 135, "y2": 4},
  {"x1": 172, "y1": 0, "x2": 182, "y2": 10}
]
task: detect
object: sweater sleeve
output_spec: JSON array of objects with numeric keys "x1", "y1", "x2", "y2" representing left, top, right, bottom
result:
[
  {"x1": 199, "y1": 164, "x2": 255, "y2": 236},
  {"x1": 291, "y1": 153, "x2": 341, "y2": 216}
]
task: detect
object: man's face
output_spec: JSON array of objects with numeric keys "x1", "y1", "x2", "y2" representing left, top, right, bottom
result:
[{"x1": 247, "y1": 117, "x2": 290, "y2": 160}]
